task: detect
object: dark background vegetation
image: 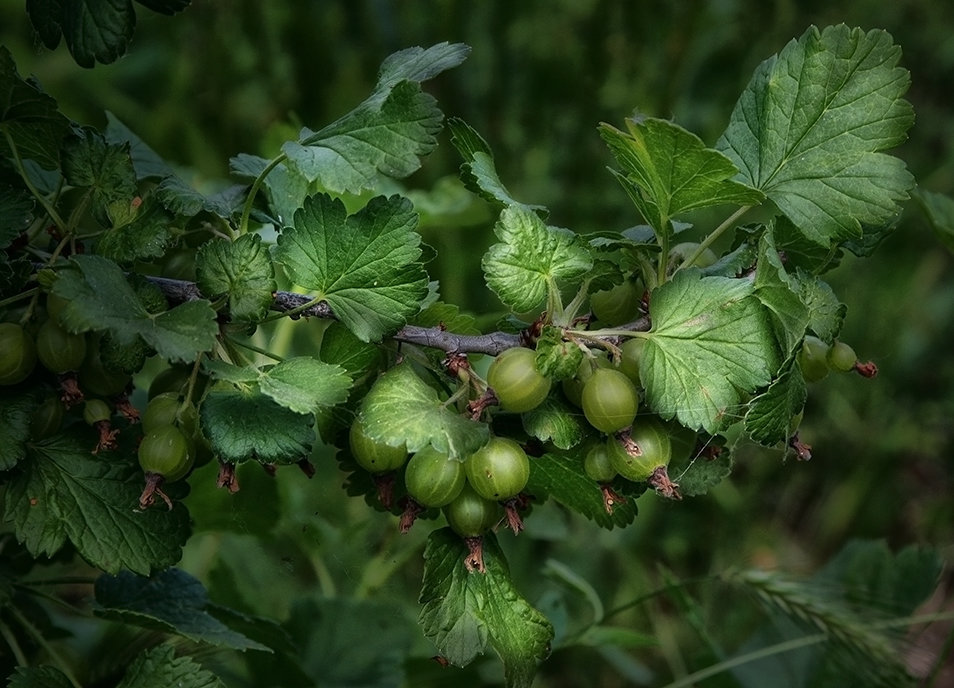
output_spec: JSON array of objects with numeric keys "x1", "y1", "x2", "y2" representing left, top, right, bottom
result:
[{"x1": 2, "y1": 1, "x2": 953, "y2": 685}]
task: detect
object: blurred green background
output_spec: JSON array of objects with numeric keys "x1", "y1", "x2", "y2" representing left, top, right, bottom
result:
[{"x1": 3, "y1": 1, "x2": 953, "y2": 685}]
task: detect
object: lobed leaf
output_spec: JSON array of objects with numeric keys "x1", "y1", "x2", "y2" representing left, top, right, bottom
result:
[
  {"x1": 525, "y1": 451, "x2": 641, "y2": 528},
  {"x1": 448, "y1": 117, "x2": 547, "y2": 214},
  {"x1": 200, "y1": 388, "x2": 315, "y2": 464},
  {"x1": 258, "y1": 357, "x2": 352, "y2": 415},
  {"x1": 0, "y1": 186, "x2": 34, "y2": 249},
  {"x1": 357, "y1": 362, "x2": 489, "y2": 460},
  {"x1": 3, "y1": 430, "x2": 190, "y2": 575},
  {"x1": 482, "y1": 205, "x2": 593, "y2": 313},
  {"x1": 718, "y1": 25, "x2": 915, "y2": 245},
  {"x1": 282, "y1": 43, "x2": 468, "y2": 195},
  {"x1": 273, "y1": 193, "x2": 429, "y2": 342},
  {"x1": 641, "y1": 269, "x2": 780, "y2": 433},
  {"x1": 116, "y1": 644, "x2": 225, "y2": 688},
  {"x1": 753, "y1": 231, "x2": 809, "y2": 355},
  {"x1": 600, "y1": 117, "x2": 763, "y2": 236},
  {"x1": 52, "y1": 254, "x2": 218, "y2": 362},
  {"x1": 96, "y1": 195, "x2": 175, "y2": 263},
  {"x1": 0, "y1": 389, "x2": 40, "y2": 471},
  {"x1": 0, "y1": 46, "x2": 71, "y2": 169},
  {"x1": 744, "y1": 357, "x2": 807, "y2": 446},
  {"x1": 95, "y1": 568, "x2": 269, "y2": 651},
  {"x1": 420, "y1": 529, "x2": 554, "y2": 687},
  {"x1": 915, "y1": 189, "x2": 954, "y2": 255},
  {"x1": 521, "y1": 398, "x2": 588, "y2": 451},
  {"x1": 8, "y1": 666, "x2": 74, "y2": 688},
  {"x1": 61, "y1": 125, "x2": 138, "y2": 225},
  {"x1": 196, "y1": 233, "x2": 277, "y2": 322}
]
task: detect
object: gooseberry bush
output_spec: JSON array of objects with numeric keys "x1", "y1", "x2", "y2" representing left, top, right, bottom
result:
[{"x1": 0, "y1": 18, "x2": 949, "y2": 688}]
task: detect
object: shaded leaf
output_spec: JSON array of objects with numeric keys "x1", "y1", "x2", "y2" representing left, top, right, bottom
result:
[
  {"x1": 196, "y1": 234, "x2": 277, "y2": 322},
  {"x1": 745, "y1": 356, "x2": 806, "y2": 446},
  {"x1": 3, "y1": 429, "x2": 190, "y2": 575},
  {"x1": 95, "y1": 568, "x2": 269, "y2": 651},
  {"x1": 0, "y1": 46, "x2": 70, "y2": 169},
  {"x1": 200, "y1": 388, "x2": 314, "y2": 465},
  {"x1": 52, "y1": 254, "x2": 218, "y2": 362},
  {"x1": 117, "y1": 644, "x2": 225, "y2": 688},
  {"x1": 525, "y1": 452, "x2": 641, "y2": 529},
  {"x1": 0, "y1": 186, "x2": 34, "y2": 249}
]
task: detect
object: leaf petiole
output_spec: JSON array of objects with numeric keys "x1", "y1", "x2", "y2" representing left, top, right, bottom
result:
[
  {"x1": 10, "y1": 606, "x2": 83, "y2": 688},
  {"x1": 677, "y1": 205, "x2": 752, "y2": 273},
  {"x1": 238, "y1": 152, "x2": 288, "y2": 236},
  {"x1": 2, "y1": 129, "x2": 69, "y2": 235}
]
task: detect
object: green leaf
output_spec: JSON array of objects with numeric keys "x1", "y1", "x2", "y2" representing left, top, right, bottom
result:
[
  {"x1": 0, "y1": 389, "x2": 39, "y2": 471},
  {"x1": 744, "y1": 357, "x2": 807, "y2": 446},
  {"x1": 201, "y1": 359, "x2": 260, "y2": 385},
  {"x1": 282, "y1": 43, "x2": 469, "y2": 194},
  {"x1": 526, "y1": 451, "x2": 640, "y2": 528},
  {"x1": 62, "y1": 125, "x2": 138, "y2": 225},
  {"x1": 0, "y1": 46, "x2": 71, "y2": 169},
  {"x1": 521, "y1": 397, "x2": 588, "y2": 451},
  {"x1": 0, "y1": 186, "x2": 34, "y2": 249},
  {"x1": 200, "y1": 387, "x2": 314, "y2": 464},
  {"x1": 104, "y1": 111, "x2": 171, "y2": 180},
  {"x1": 318, "y1": 321, "x2": 384, "y2": 377},
  {"x1": 448, "y1": 118, "x2": 547, "y2": 214},
  {"x1": 358, "y1": 363, "x2": 489, "y2": 460},
  {"x1": 230, "y1": 152, "x2": 311, "y2": 226},
  {"x1": 420, "y1": 529, "x2": 554, "y2": 687},
  {"x1": 641, "y1": 270, "x2": 780, "y2": 432},
  {"x1": 915, "y1": 189, "x2": 954, "y2": 255},
  {"x1": 754, "y1": 231, "x2": 809, "y2": 355},
  {"x1": 599, "y1": 117, "x2": 763, "y2": 235},
  {"x1": 3, "y1": 429, "x2": 190, "y2": 575},
  {"x1": 815, "y1": 540, "x2": 942, "y2": 616},
  {"x1": 105, "y1": 112, "x2": 233, "y2": 218},
  {"x1": 196, "y1": 234, "x2": 277, "y2": 322},
  {"x1": 96, "y1": 195, "x2": 175, "y2": 263},
  {"x1": 286, "y1": 596, "x2": 416, "y2": 688},
  {"x1": 273, "y1": 193, "x2": 429, "y2": 342},
  {"x1": 94, "y1": 568, "x2": 269, "y2": 651},
  {"x1": 718, "y1": 25, "x2": 915, "y2": 245},
  {"x1": 413, "y1": 300, "x2": 481, "y2": 336},
  {"x1": 798, "y1": 272, "x2": 846, "y2": 343},
  {"x1": 134, "y1": 0, "x2": 191, "y2": 15},
  {"x1": 670, "y1": 446, "x2": 734, "y2": 497},
  {"x1": 534, "y1": 327, "x2": 584, "y2": 381},
  {"x1": 26, "y1": 0, "x2": 135, "y2": 68},
  {"x1": 482, "y1": 205, "x2": 593, "y2": 313},
  {"x1": 52, "y1": 254, "x2": 218, "y2": 362},
  {"x1": 258, "y1": 357, "x2": 352, "y2": 415},
  {"x1": 8, "y1": 666, "x2": 74, "y2": 688},
  {"x1": 117, "y1": 644, "x2": 225, "y2": 688}
]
